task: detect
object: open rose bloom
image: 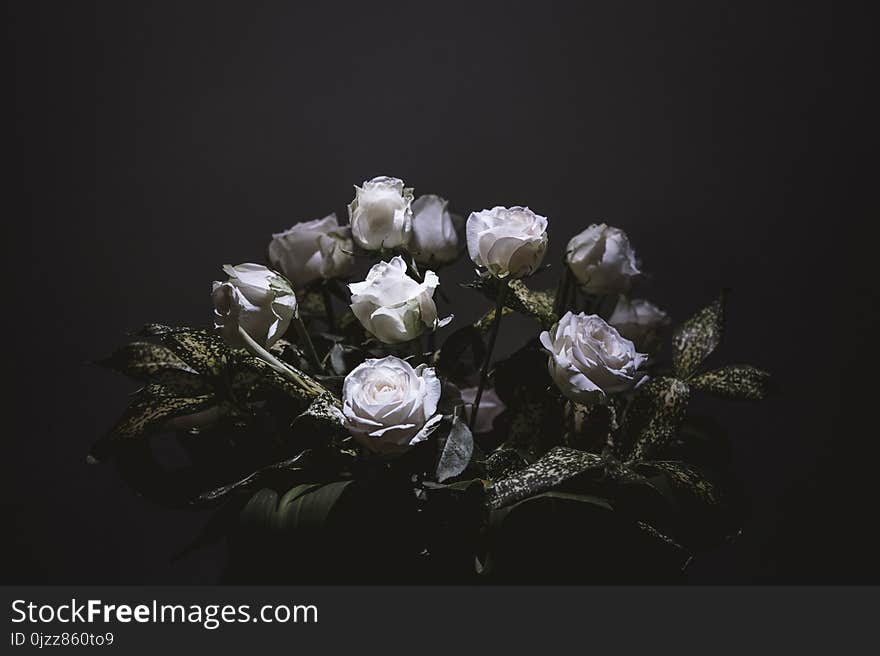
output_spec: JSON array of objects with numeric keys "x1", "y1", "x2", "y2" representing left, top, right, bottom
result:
[
  {"x1": 268, "y1": 213, "x2": 354, "y2": 289},
  {"x1": 349, "y1": 256, "x2": 451, "y2": 344},
  {"x1": 466, "y1": 206, "x2": 548, "y2": 279},
  {"x1": 540, "y1": 312, "x2": 647, "y2": 405},
  {"x1": 342, "y1": 356, "x2": 443, "y2": 455},
  {"x1": 94, "y1": 173, "x2": 770, "y2": 583}
]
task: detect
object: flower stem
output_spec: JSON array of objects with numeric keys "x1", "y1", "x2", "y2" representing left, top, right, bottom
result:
[
  {"x1": 292, "y1": 316, "x2": 324, "y2": 373},
  {"x1": 236, "y1": 326, "x2": 324, "y2": 396},
  {"x1": 553, "y1": 264, "x2": 573, "y2": 317},
  {"x1": 470, "y1": 281, "x2": 509, "y2": 431},
  {"x1": 322, "y1": 285, "x2": 336, "y2": 333}
]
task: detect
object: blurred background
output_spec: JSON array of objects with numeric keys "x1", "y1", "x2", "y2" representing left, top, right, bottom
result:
[{"x1": 6, "y1": 0, "x2": 877, "y2": 583}]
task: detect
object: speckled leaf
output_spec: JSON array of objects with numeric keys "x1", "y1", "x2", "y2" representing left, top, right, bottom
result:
[
  {"x1": 436, "y1": 414, "x2": 474, "y2": 482},
  {"x1": 671, "y1": 292, "x2": 726, "y2": 379},
  {"x1": 634, "y1": 460, "x2": 723, "y2": 510},
  {"x1": 290, "y1": 392, "x2": 346, "y2": 444},
  {"x1": 465, "y1": 277, "x2": 558, "y2": 329},
  {"x1": 489, "y1": 446, "x2": 604, "y2": 509},
  {"x1": 230, "y1": 353, "x2": 328, "y2": 403},
  {"x1": 91, "y1": 385, "x2": 215, "y2": 459},
  {"x1": 474, "y1": 306, "x2": 514, "y2": 333},
  {"x1": 567, "y1": 401, "x2": 618, "y2": 452},
  {"x1": 95, "y1": 341, "x2": 211, "y2": 396},
  {"x1": 483, "y1": 447, "x2": 529, "y2": 480},
  {"x1": 615, "y1": 377, "x2": 690, "y2": 463},
  {"x1": 690, "y1": 365, "x2": 771, "y2": 401},
  {"x1": 158, "y1": 328, "x2": 230, "y2": 377}
]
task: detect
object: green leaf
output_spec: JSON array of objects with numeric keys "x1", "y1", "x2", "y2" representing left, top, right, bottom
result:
[
  {"x1": 436, "y1": 413, "x2": 474, "y2": 482},
  {"x1": 239, "y1": 481, "x2": 354, "y2": 534},
  {"x1": 635, "y1": 460, "x2": 723, "y2": 509},
  {"x1": 567, "y1": 401, "x2": 618, "y2": 452},
  {"x1": 615, "y1": 377, "x2": 690, "y2": 463},
  {"x1": 91, "y1": 385, "x2": 216, "y2": 459},
  {"x1": 671, "y1": 292, "x2": 726, "y2": 379},
  {"x1": 483, "y1": 447, "x2": 529, "y2": 480},
  {"x1": 690, "y1": 365, "x2": 771, "y2": 401},
  {"x1": 196, "y1": 452, "x2": 311, "y2": 503},
  {"x1": 489, "y1": 446, "x2": 604, "y2": 509},
  {"x1": 155, "y1": 327, "x2": 230, "y2": 377},
  {"x1": 230, "y1": 353, "x2": 328, "y2": 403},
  {"x1": 465, "y1": 277, "x2": 558, "y2": 329},
  {"x1": 290, "y1": 392, "x2": 346, "y2": 444},
  {"x1": 95, "y1": 341, "x2": 211, "y2": 396}
]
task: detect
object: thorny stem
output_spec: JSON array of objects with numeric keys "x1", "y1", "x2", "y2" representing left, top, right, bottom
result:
[{"x1": 469, "y1": 281, "x2": 509, "y2": 431}]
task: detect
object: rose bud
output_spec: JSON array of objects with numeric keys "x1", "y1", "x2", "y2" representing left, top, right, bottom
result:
[
  {"x1": 460, "y1": 386, "x2": 505, "y2": 434},
  {"x1": 211, "y1": 263, "x2": 298, "y2": 349},
  {"x1": 608, "y1": 295, "x2": 670, "y2": 352},
  {"x1": 342, "y1": 355, "x2": 443, "y2": 454},
  {"x1": 268, "y1": 213, "x2": 354, "y2": 289},
  {"x1": 565, "y1": 223, "x2": 640, "y2": 294},
  {"x1": 410, "y1": 194, "x2": 460, "y2": 266},
  {"x1": 539, "y1": 311, "x2": 647, "y2": 405},
  {"x1": 349, "y1": 256, "x2": 451, "y2": 344},
  {"x1": 466, "y1": 206, "x2": 548, "y2": 279},
  {"x1": 348, "y1": 176, "x2": 414, "y2": 251}
]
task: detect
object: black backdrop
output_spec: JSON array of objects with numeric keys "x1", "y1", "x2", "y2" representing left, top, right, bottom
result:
[{"x1": 6, "y1": 0, "x2": 877, "y2": 583}]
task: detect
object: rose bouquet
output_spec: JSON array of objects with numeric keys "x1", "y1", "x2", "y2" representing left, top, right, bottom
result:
[{"x1": 91, "y1": 176, "x2": 770, "y2": 583}]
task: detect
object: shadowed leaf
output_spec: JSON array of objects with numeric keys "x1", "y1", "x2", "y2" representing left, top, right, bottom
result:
[
  {"x1": 483, "y1": 447, "x2": 530, "y2": 480},
  {"x1": 95, "y1": 342, "x2": 211, "y2": 396},
  {"x1": 135, "y1": 326, "x2": 230, "y2": 377},
  {"x1": 690, "y1": 365, "x2": 771, "y2": 400},
  {"x1": 196, "y1": 452, "x2": 312, "y2": 503},
  {"x1": 671, "y1": 292, "x2": 726, "y2": 378},
  {"x1": 489, "y1": 446, "x2": 604, "y2": 509},
  {"x1": 91, "y1": 385, "x2": 216, "y2": 459},
  {"x1": 239, "y1": 481, "x2": 354, "y2": 533},
  {"x1": 465, "y1": 277, "x2": 557, "y2": 329},
  {"x1": 615, "y1": 377, "x2": 690, "y2": 463}
]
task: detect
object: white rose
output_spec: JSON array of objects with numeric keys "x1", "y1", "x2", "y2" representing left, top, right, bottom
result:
[
  {"x1": 411, "y1": 194, "x2": 460, "y2": 265},
  {"x1": 539, "y1": 311, "x2": 647, "y2": 405},
  {"x1": 608, "y1": 295, "x2": 670, "y2": 351},
  {"x1": 349, "y1": 256, "x2": 451, "y2": 344},
  {"x1": 460, "y1": 386, "x2": 505, "y2": 434},
  {"x1": 268, "y1": 213, "x2": 354, "y2": 289},
  {"x1": 466, "y1": 206, "x2": 548, "y2": 279},
  {"x1": 348, "y1": 176, "x2": 414, "y2": 251},
  {"x1": 211, "y1": 263, "x2": 298, "y2": 349},
  {"x1": 342, "y1": 355, "x2": 443, "y2": 454},
  {"x1": 566, "y1": 223, "x2": 640, "y2": 294}
]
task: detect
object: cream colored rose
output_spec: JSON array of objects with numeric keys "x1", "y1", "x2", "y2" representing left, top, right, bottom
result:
[
  {"x1": 540, "y1": 311, "x2": 646, "y2": 404},
  {"x1": 566, "y1": 223, "x2": 640, "y2": 294},
  {"x1": 211, "y1": 263, "x2": 297, "y2": 349},
  {"x1": 466, "y1": 206, "x2": 548, "y2": 279},
  {"x1": 349, "y1": 256, "x2": 451, "y2": 344},
  {"x1": 348, "y1": 176, "x2": 414, "y2": 250},
  {"x1": 268, "y1": 213, "x2": 354, "y2": 289},
  {"x1": 342, "y1": 356, "x2": 443, "y2": 454},
  {"x1": 608, "y1": 295, "x2": 670, "y2": 351},
  {"x1": 411, "y1": 194, "x2": 459, "y2": 265}
]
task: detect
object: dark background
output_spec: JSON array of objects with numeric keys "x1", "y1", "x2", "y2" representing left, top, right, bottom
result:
[{"x1": 5, "y1": 0, "x2": 876, "y2": 583}]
